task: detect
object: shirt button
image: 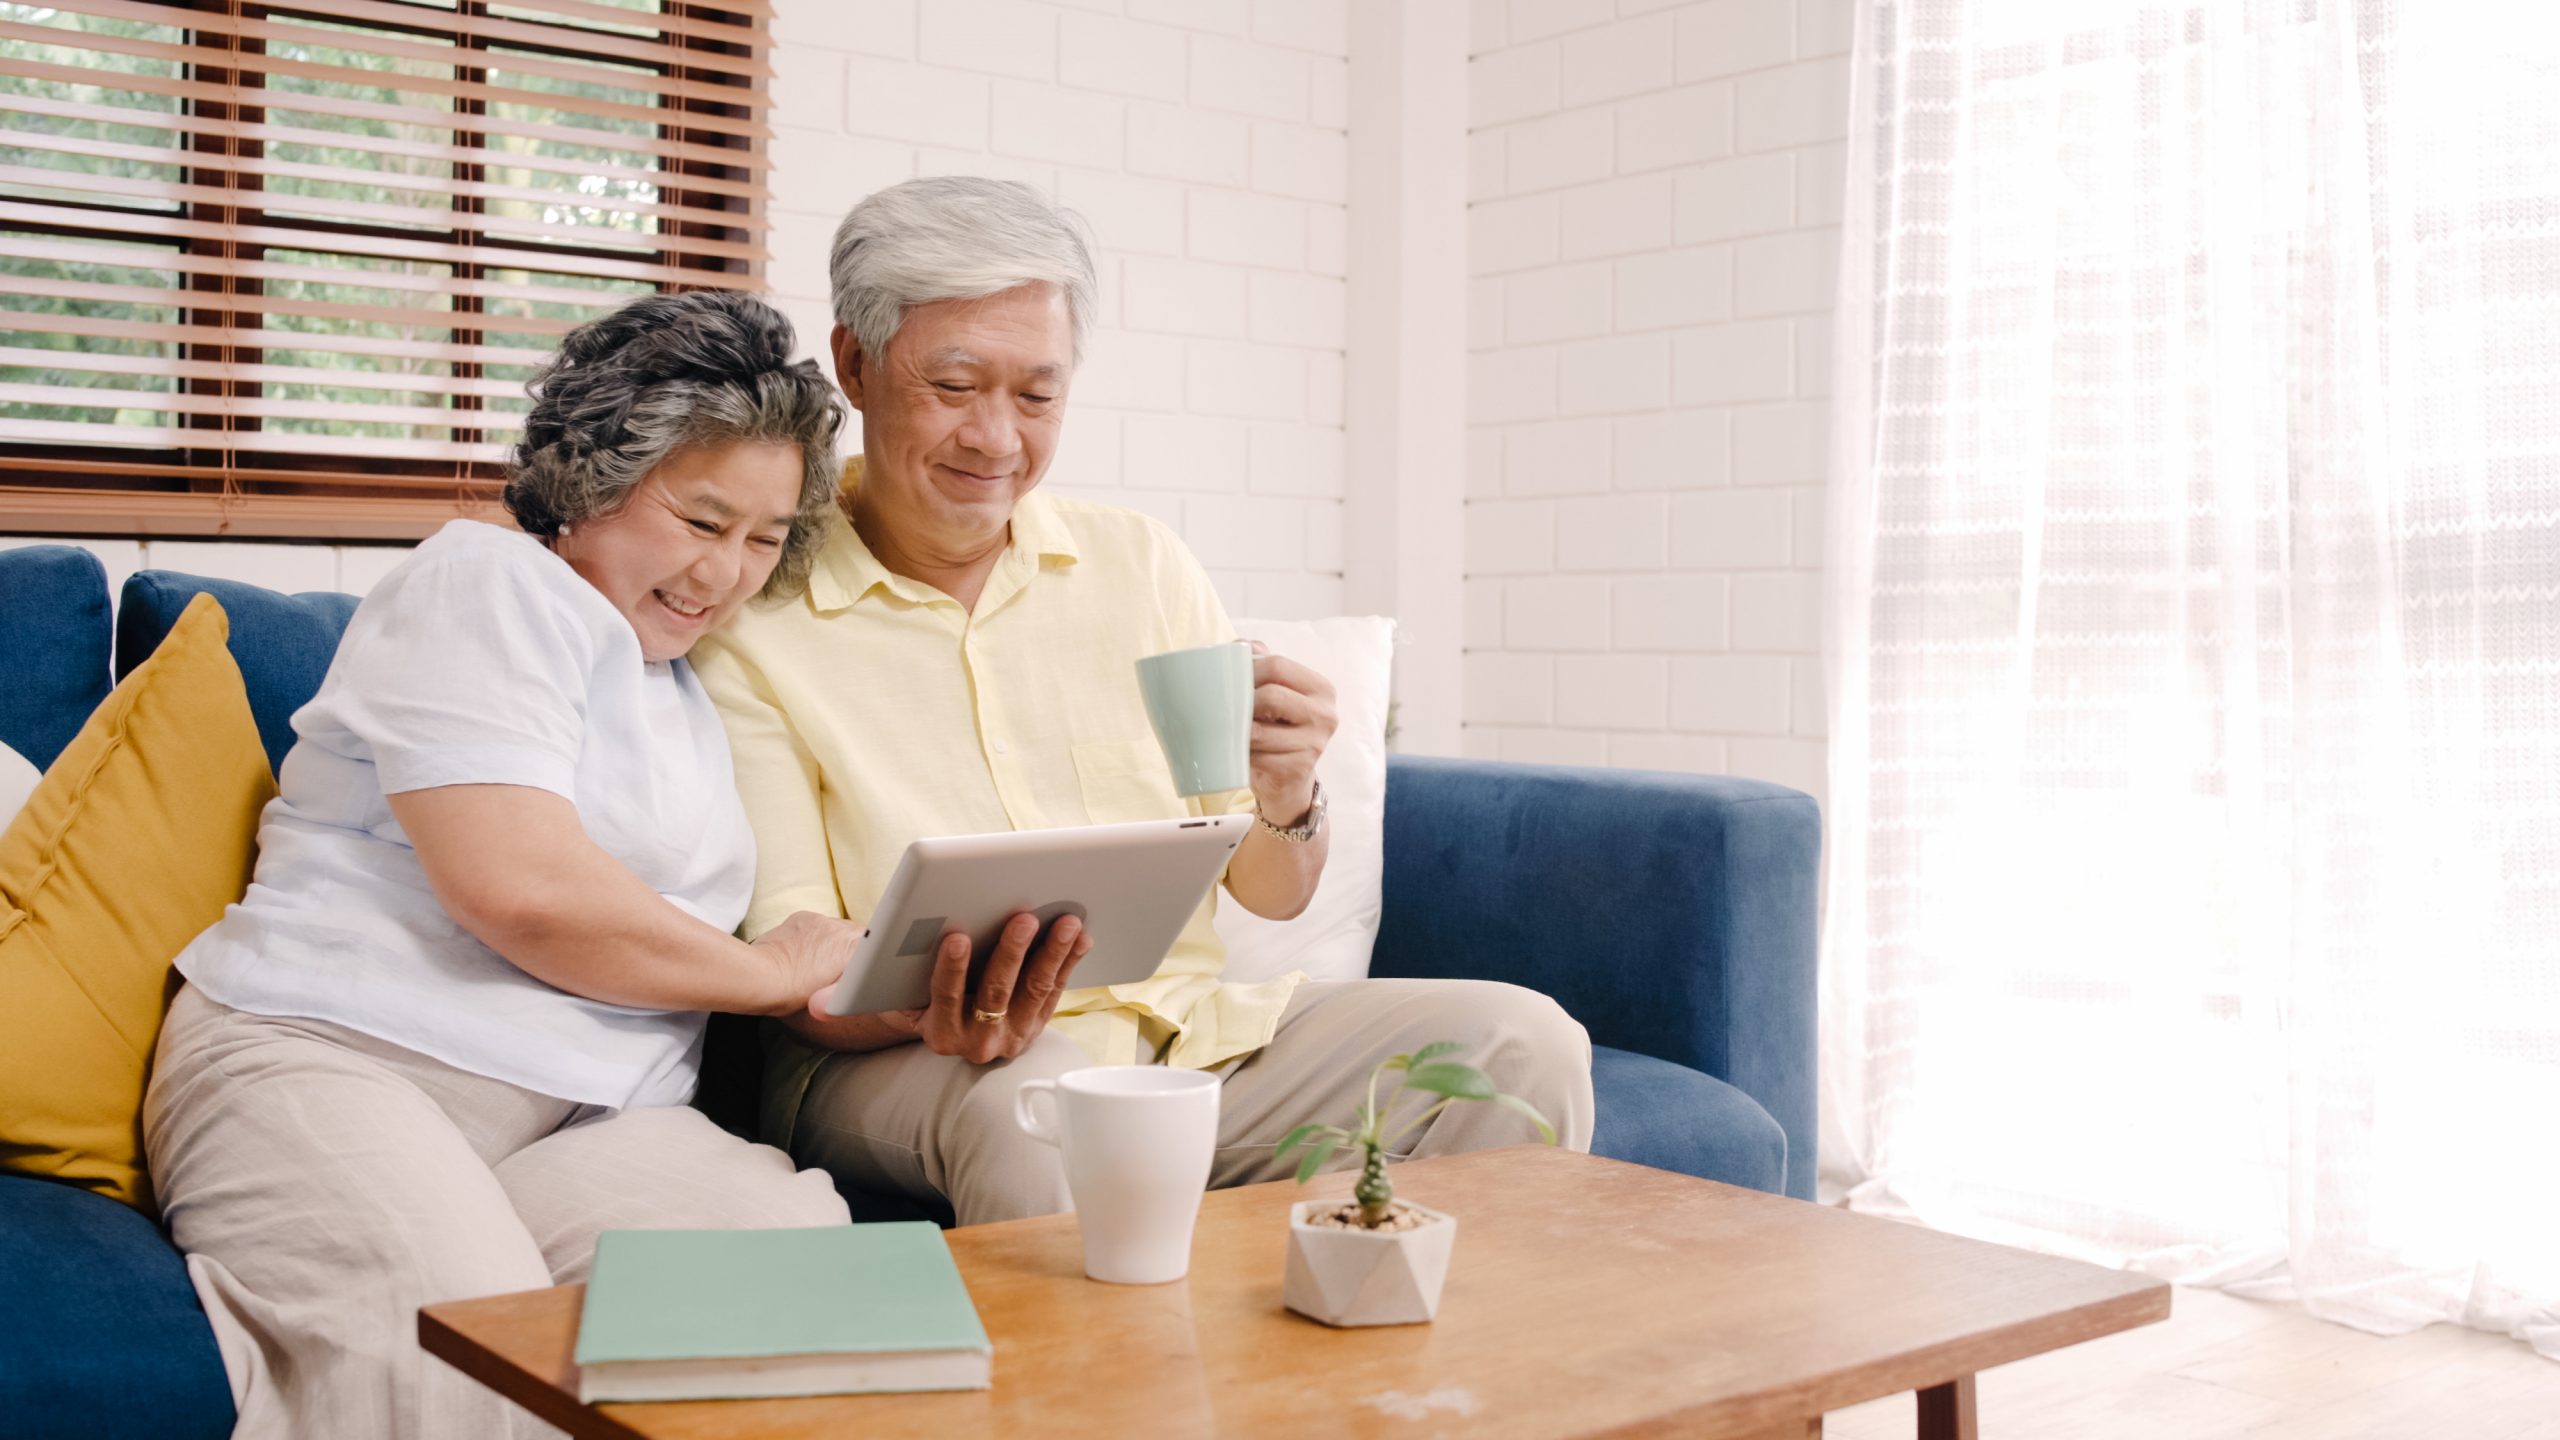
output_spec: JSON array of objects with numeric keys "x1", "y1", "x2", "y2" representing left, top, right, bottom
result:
[{"x1": 992, "y1": 739, "x2": 1008, "y2": 755}]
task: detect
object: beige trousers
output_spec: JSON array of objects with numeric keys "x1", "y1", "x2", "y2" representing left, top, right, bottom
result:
[
  {"x1": 792, "y1": 977, "x2": 1596, "y2": 1226},
  {"x1": 143, "y1": 985, "x2": 850, "y2": 1440}
]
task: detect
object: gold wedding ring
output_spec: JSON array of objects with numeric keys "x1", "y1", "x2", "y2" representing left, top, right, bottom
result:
[{"x1": 972, "y1": 1007, "x2": 1008, "y2": 1025}]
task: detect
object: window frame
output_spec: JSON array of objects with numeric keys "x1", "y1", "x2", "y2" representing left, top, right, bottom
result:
[{"x1": 0, "y1": 0, "x2": 766, "y2": 539}]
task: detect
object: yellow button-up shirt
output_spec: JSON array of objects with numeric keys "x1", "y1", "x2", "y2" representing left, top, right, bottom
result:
[{"x1": 690, "y1": 462, "x2": 1302, "y2": 1150}]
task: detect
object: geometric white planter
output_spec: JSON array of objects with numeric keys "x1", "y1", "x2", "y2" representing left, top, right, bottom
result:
[{"x1": 1282, "y1": 1199, "x2": 1457, "y2": 1327}]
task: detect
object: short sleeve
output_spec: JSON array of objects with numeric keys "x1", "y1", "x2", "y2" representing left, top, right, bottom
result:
[{"x1": 321, "y1": 533, "x2": 597, "y2": 799}]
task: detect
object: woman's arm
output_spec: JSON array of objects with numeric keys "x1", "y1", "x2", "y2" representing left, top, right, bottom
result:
[{"x1": 388, "y1": 783, "x2": 848, "y2": 1016}]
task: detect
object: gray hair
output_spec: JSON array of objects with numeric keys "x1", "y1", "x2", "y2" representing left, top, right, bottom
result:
[
  {"x1": 506, "y1": 289, "x2": 845, "y2": 600},
  {"x1": 828, "y1": 176, "x2": 1098, "y2": 369}
]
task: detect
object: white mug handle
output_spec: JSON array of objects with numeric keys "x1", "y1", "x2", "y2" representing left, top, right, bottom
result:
[{"x1": 1014, "y1": 1079, "x2": 1062, "y2": 1147}]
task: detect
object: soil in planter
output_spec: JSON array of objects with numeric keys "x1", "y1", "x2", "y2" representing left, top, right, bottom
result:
[{"x1": 1302, "y1": 1202, "x2": 1442, "y2": 1234}]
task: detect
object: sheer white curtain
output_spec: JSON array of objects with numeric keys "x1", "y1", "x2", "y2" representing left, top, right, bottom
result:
[{"x1": 1823, "y1": 0, "x2": 2560, "y2": 1355}]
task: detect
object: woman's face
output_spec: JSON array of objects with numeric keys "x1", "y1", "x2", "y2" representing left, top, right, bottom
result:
[{"x1": 550, "y1": 440, "x2": 803, "y2": 663}]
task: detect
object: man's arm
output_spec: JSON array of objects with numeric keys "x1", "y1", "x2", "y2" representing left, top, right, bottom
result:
[{"x1": 1221, "y1": 647, "x2": 1336, "y2": 920}]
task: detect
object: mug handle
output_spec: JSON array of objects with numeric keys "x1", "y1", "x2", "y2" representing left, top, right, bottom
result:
[{"x1": 1014, "y1": 1079, "x2": 1062, "y2": 1146}]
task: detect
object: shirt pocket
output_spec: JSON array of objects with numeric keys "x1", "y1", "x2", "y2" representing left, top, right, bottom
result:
[{"x1": 1070, "y1": 740, "x2": 1184, "y2": 825}]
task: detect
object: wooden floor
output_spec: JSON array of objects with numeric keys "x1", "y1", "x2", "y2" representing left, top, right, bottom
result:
[{"x1": 1825, "y1": 1286, "x2": 2560, "y2": 1439}]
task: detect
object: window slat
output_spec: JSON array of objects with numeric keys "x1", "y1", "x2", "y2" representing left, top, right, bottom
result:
[
  {"x1": 0, "y1": 57, "x2": 769, "y2": 173},
  {"x1": 0, "y1": 309, "x2": 558, "y2": 367},
  {"x1": 4, "y1": 93, "x2": 760, "y2": 200},
  {"x1": 0, "y1": 17, "x2": 768, "y2": 144},
  {"x1": 10, "y1": 128, "x2": 759, "y2": 227},
  {"x1": 48, "y1": 0, "x2": 767, "y2": 83},
  {"x1": 0, "y1": 164, "x2": 764, "y2": 261},
  {"x1": 0, "y1": 477, "x2": 516, "y2": 538},
  {"x1": 5, "y1": 236, "x2": 680, "y2": 313},
  {"x1": 0, "y1": 204, "x2": 749, "y2": 288},
  {"x1": 0, "y1": 346, "x2": 540, "y2": 401}
]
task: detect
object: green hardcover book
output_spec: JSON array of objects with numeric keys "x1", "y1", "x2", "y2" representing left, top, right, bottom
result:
[{"x1": 574, "y1": 1223, "x2": 993, "y2": 1403}]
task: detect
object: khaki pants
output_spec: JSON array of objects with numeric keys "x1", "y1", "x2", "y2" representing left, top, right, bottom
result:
[
  {"x1": 792, "y1": 978, "x2": 1596, "y2": 1226},
  {"x1": 143, "y1": 985, "x2": 849, "y2": 1440}
]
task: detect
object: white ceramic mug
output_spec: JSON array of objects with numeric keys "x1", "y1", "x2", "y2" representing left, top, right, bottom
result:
[{"x1": 1013, "y1": 1065, "x2": 1220, "y2": 1284}]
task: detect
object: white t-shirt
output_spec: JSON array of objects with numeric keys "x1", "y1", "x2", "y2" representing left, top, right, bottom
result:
[{"x1": 175, "y1": 519, "x2": 758, "y2": 1111}]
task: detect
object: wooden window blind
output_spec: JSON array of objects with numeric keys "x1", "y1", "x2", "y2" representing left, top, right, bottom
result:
[{"x1": 0, "y1": 0, "x2": 770, "y2": 539}]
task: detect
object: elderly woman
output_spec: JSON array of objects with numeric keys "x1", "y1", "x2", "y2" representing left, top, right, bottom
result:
[
  {"x1": 693, "y1": 177, "x2": 1595, "y2": 1227},
  {"x1": 143, "y1": 290, "x2": 863, "y2": 1440}
]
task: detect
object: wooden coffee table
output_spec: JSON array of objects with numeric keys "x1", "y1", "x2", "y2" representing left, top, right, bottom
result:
[{"x1": 421, "y1": 1146, "x2": 2166, "y2": 1439}]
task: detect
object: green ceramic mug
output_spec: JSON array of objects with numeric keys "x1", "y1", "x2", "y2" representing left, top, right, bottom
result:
[{"x1": 1135, "y1": 641, "x2": 1255, "y2": 797}]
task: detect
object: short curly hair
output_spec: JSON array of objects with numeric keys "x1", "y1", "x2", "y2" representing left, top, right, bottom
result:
[{"x1": 505, "y1": 290, "x2": 844, "y2": 600}]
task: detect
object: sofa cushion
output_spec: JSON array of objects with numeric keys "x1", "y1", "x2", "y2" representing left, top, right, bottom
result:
[
  {"x1": 116, "y1": 571, "x2": 361, "y2": 778},
  {"x1": 1588, "y1": 1044, "x2": 1789, "y2": 1194},
  {"x1": 1371, "y1": 757, "x2": 1821, "y2": 1198},
  {"x1": 0, "y1": 596, "x2": 275, "y2": 1211},
  {"x1": 0, "y1": 1174, "x2": 234, "y2": 1440},
  {"x1": 0, "y1": 544, "x2": 114, "y2": 772}
]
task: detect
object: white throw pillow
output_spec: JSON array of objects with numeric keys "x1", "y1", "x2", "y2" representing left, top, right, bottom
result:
[
  {"x1": 1214, "y1": 615, "x2": 1395, "y2": 985},
  {"x1": 0, "y1": 741, "x2": 38, "y2": 831}
]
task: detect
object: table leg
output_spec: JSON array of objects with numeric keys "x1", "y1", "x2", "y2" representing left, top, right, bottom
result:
[{"x1": 1916, "y1": 1374, "x2": 1978, "y2": 1440}]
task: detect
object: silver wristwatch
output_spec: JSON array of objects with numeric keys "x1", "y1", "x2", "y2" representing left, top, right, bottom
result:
[{"x1": 1254, "y1": 778, "x2": 1327, "y2": 843}]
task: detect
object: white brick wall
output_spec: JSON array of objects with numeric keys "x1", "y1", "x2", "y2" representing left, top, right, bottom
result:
[
  {"x1": 767, "y1": 0, "x2": 1354, "y2": 621},
  {"x1": 11, "y1": 2, "x2": 1853, "y2": 797},
  {"x1": 1464, "y1": 0, "x2": 1842, "y2": 807}
]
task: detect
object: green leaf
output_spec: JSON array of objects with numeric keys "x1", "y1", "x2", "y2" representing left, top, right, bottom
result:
[
  {"x1": 1410, "y1": 1040, "x2": 1466, "y2": 1066},
  {"x1": 1495, "y1": 1091, "x2": 1559, "y2": 1145},
  {"x1": 1274, "y1": 1122, "x2": 1324, "y2": 1158},
  {"x1": 1401, "y1": 1061, "x2": 1499, "y2": 1101},
  {"x1": 1294, "y1": 1133, "x2": 1344, "y2": 1184}
]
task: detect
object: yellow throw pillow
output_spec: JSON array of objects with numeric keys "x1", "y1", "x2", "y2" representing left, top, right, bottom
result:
[{"x1": 0, "y1": 594, "x2": 274, "y2": 1213}]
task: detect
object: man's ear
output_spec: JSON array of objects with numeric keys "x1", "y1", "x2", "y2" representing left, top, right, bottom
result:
[{"x1": 830, "y1": 324, "x2": 866, "y2": 411}]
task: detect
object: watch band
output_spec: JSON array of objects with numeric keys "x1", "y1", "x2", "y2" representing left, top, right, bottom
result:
[{"x1": 1254, "y1": 778, "x2": 1326, "y2": 843}]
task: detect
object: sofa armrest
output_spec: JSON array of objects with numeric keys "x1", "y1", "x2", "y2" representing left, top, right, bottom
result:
[{"x1": 1368, "y1": 755, "x2": 1820, "y2": 1199}]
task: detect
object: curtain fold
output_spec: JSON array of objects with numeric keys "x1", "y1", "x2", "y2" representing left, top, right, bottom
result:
[{"x1": 1824, "y1": 0, "x2": 2560, "y2": 1357}]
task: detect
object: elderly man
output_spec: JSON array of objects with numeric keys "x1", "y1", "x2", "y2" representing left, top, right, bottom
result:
[{"x1": 692, "y1": 176, "x2": 1592, "y2": 1225}]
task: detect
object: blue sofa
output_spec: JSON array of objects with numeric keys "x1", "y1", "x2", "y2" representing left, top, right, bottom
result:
[{"x1": 0, "y1": 543, "x2": 1819, "y2": 1439}]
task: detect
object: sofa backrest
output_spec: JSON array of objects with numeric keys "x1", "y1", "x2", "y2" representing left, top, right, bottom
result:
[
  {"x1": 114, "y1": 573, "x2": 360, "y2": 778},
  {"x1": 0, "y1": 546, "x2": 115, "y2": 772}
]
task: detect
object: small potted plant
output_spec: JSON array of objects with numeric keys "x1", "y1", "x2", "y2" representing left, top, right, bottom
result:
[{"x1": 1273, "y1": 1041, "x2": 1555, "y2": 1327}]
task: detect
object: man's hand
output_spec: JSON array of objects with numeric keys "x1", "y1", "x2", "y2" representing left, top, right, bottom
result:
[
  {"x1": 1246, "y1": 642, "x2": 1337, "y2": 826},
  {"x1": 783, "y1": 910, "x2": 1092, "y2": 1061}
]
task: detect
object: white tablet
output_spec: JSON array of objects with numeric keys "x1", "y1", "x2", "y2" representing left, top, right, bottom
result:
[{"x1": 819, "y1": 814, "x2": 1253, "y2": 1017}]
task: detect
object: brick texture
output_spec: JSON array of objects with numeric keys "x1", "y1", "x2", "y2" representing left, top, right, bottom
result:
[
  {"x1": 1465, "y1": 0, "x2": 1843, "y2": 801},
  {"x1": 766, "y1": 0, "x2": 1352, "y2": 621}
]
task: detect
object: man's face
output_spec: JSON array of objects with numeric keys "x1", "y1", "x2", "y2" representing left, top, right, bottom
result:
[{"x1": 832, "y1": 283, "x2": 1073, "y2": 559}]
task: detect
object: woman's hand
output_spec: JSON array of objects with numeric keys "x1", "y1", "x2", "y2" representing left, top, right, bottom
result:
[
  {"x1": 782, "y1": 910, "x2": 1093, "y2": 1061},
  {"x1": 746, "y1": 911, "x2": 863, "y2": 1016}
]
